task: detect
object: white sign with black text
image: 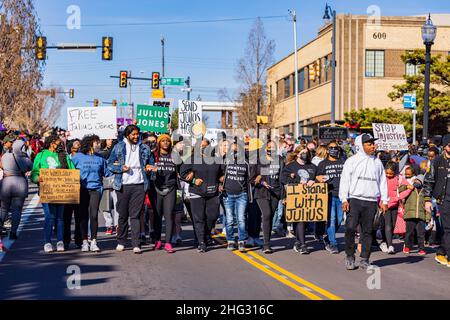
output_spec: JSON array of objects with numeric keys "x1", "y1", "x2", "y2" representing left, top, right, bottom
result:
[
  {"x1": 67, "y1": 107, "x2": 117, "y2": 140},
  {"x1": 372, "y1": 123, "x2": 408, "y2": 151}
]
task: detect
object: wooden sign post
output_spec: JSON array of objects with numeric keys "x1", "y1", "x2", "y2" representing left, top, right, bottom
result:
[
  {"x1": 39, "y1": 169, "x2": 80, "y2": 204},
  {"x1": 285, "y1": 183, "x2": 328, "y2": 222}
]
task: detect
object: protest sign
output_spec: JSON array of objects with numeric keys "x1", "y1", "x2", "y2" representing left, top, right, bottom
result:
[
  {"x1": 204, "y1": 128, "x2": 229, "y2": 147},
  {"x1": 319, "y1": 127, "x2": 348, "y2": 141},
  {"x1": 372, "y1": 123, "x2": 408, "y2": 151},
  {"x1": 149, "y1": 98, "x2": 174, "y2": 109},
  {"x1": 285, "y1": 183, "x2": 328, "y2": 222},
  {"x1": 39, "y1": 169, "x2": 80, "y2": 204},
  {"x1": 136, "y1": 104, "x2": 169, "y2": 133},
  {"x1": 67, "y1": 107, "x2": 117, "y2": 140},
  {"x1": 178, "y1": 100, "x2": 203, "y2": 136}
]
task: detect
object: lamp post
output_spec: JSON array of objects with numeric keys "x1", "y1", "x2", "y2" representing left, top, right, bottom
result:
[
  {"x1": 421, "y1": 14, "x2": 437, "y2": 144},
  {"x1": 289, "y1": 9, "x2": 300, "y2": 140},
  {"x1": 323, "y1": 3, "x2": 337, "y2": 126}
]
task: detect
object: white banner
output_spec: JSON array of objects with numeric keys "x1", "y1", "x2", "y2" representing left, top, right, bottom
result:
[
  {"x1": 67, "y1": 107, "x2": 117, "y2": 140},
  {"x1": 372, "y1": 123, "x2": 408, "y2": 151},
  {"x1": 178, "y1": 100, "x2": 203, "y2": 136}
]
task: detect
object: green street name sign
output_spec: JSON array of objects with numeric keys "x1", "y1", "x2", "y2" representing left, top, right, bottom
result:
[{"x1": 161, "y1": 77, "x2": 185, "y2": 86}]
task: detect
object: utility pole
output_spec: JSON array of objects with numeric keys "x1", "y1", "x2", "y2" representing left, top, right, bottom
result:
[
  {"x1": 289, "y1": 9, "x2": 300, "y2": 140},
  {"x1": 161, "y1": 36, "x2": 165, "y2": 96},
  {"x1": 128, "y1": 70, "x2": 133, "y2": 119}
]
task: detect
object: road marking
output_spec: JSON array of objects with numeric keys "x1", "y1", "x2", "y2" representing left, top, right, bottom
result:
[
  {"x1": 212, "y1": 235, "x2": 341, "y2": 300},
  {"x1": 247, "y1": 251, "x2": 343, "y2": 300}
]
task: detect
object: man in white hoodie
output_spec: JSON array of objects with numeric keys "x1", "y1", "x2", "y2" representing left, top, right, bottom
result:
[{"x1": 339, "y1": 133, "x2": 388, "y2": 270}]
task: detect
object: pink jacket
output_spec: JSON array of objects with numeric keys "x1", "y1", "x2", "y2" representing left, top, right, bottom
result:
[{"x1": 387, "y1": 175, "x2": 412, "y2": 209}]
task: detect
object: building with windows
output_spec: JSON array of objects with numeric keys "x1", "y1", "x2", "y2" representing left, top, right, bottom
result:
[{"x1": 267, "y1": 14, "x2": 450, "y2": 136}]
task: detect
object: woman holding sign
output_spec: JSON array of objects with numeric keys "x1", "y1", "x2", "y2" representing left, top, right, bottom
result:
[
  {"x1": 31, "y1": 134, "x2": 75, "y2": 253},
  {"x1": 281, "y1": 146, "x2": 317, "y2": 255}
]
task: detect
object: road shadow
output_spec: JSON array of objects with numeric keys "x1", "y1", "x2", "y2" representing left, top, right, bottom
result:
[{"x1": 373, "y1": 255, "x2": 425, "y2": 267}]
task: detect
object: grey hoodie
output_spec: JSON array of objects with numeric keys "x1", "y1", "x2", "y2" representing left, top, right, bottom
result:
[
  {"x1": 339, "y1": 135, "x2": 388, "y2": 204},
  {"x1": 0, "y1": 140, "x2": 33, "y2": 176}
]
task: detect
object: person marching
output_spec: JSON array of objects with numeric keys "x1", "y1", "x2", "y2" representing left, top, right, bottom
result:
[
  {"x1": 148, "y1": 134, "x2": 178, "y2": 253},
  {"x1": 107, "y1": 125, "x2": 155, "y2": 254},
  {"x1": 72, "y1": 135, "x2": 111, "y2": 252},
  {"x1": 31, "y1": 134, "x2": 75, "y2": 253}
]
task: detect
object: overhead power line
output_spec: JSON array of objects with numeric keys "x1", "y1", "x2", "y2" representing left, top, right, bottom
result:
[{"x1": 43, "y1": 15, "x2": 288, "y2": 28}]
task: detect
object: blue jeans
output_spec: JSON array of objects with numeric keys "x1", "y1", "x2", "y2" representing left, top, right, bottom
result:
[
  {"x1": 42, "y1": 203, "x2": 65, "y2": 244},
  {"x1": 272, "y1": 200, "x2": 284, "y2": 231},
  {"x1": 223, "y1": 193, "x2": 248, "y2": 242},
  {"x1": 326, "y1": 196, "x2": 343, "y2": 246}
]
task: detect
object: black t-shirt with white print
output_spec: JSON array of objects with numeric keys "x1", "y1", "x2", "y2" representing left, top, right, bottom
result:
[
  {"x1": 224, "y1": 163, "x2": 248, "y2": 195},
  {"x1": 317, "y1": 158, "x2": 345, "y2": 197},
  {"x1": 155, "y1": 153, "x2": 177, "y2": 189}
]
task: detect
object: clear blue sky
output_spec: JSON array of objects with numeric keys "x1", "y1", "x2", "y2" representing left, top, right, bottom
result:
[{"x1": 35, "y1": 0, "x2": 449, "y2": 128}]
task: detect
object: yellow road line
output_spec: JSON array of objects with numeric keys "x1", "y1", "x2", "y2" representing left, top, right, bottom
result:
[
  {"x1": 247, "y1": 251, "x2": 343, "y2": 300},
  {"x1": 233, "y1": 251, "x2": 322, "y2": 300}
]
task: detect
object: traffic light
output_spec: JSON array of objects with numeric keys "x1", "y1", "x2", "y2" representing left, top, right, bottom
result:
[
  {"x1": 309, "y1": 64, "x2": 316, "y2": 82},
  {"x1": 119, "y1": 71, "x2": 128, "y2": 88},
  {"x1": 69, "y1": 89, "x2": 74, "y2": 99},
  {"x1": 152, "y1": 72, "x2": 160, "y2": 90},
  {"x1": 102, "y1": 37, "x2": 113, "y2": 61},
  {"x1": 315, "y1": 59, "x2": 321, "y2": 79},
  {"x1": 94, "y1": 99, "x2": 99, "y2": 107},
  {"x1": 35, "y1": 36, "x2": 46, "y2": 61},
  {"x1": 112, "y1": 99, "x2": 117, "y2": 107}
]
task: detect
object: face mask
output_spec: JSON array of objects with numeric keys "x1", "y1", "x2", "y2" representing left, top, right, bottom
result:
[
  {"x1": 149, "y1": 141, "x2": 157, "y2": 151},
  {"x1": 94, "y1": 144, "x2": 101, "y2": 153},
  {"x1": 281, "y1": 149, "x2": 288, "y2": 157},
  {"x1": 413, "y1": 182, "x2": 422, "y2": 189},
  {"x1": 299, "y1": 153, "x2": 310, "y2": 163},
  {"x1": 266, "y1": 150, "x2": 273, "y2": 157},
  {"x1": 328, "y1": 148, "x2": 340, "y2": 158},
  {"x1": 55, "y1": 144, "x2": 64, "y2": 153}
]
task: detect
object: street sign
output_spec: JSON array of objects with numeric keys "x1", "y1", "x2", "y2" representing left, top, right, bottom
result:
[
  {"x1": 404, "y1": 93, "x2": 417, "y2": 109},
  {"x1": 161, "y1": 78, "x2": 185, "y2": 86},
  {"x1": 152, "y1": 89, "x2": 165, "y2": 99}
]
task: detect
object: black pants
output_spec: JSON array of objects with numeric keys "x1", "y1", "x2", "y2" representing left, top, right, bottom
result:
[
  {"x1": 147, "y1": 186, "x2": 158, "y2": 240},
  {"x1": 437, "y1": 200, "x2": 450, "y2": 257},
  {"x1": 405, "y1": 218, "x2": 425, "y2": 251},
  {"x1": 153, "y1": 188, "x2": 176, "y2": 243},
  {"x1": 345, "y1": 199, "x2": 378, "y2": 259},
  {"x1": 256, "y1": 197, "x2": 278, "y2": 246},
  {"x1": 381, "y1": 208, "x2": 398, "y2": 247},
  {"x1": 190, "y1": 196, "x2": 220, "y2": 244},
  {"x1": 293, "y1": 222, "x2": 308, "y2": 245},
  {"x1": 79, "y1": 189, "x2": 102, "y2": 240},
  {"x1": 183, "y1": 199, "x2": 197, "y2": 243},
  {"x1": 116, "y1": 184, "x2": 146, "y2": 248},
  {"x1": 247, "y1": 199, "x2": 262, "y2": 239},
  {"x1": 63, "y1": 204, "x2": 81, "y2": 246}
]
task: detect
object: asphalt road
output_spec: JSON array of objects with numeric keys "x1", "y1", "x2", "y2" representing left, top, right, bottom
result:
[{"x1": 0, "y1": 185, "x2": 449, "y2": 300}]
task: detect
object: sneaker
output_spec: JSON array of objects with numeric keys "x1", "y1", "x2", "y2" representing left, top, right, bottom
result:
[
  {"x1": 387, "y1": 246, "x2": 395, "y2": 254},
  {"x1": 293, "y1": 241, "x2": 302, "y2": 253},
  {"x1": 253, "y1": 238, "x2": 264, "y2": 247},
  {"x1": 116, "y1": 244, "x2": 125, "y2": 252},
  {"x1": 246, "y1": 237, "x2": 255, "y2": 248},
  {"x1": 345, "y1": 256, "x2": 357, "y2": 270},
  {"x1": 3, "y1": 219, "x2": 11, "y2": 229},
  {"x1": 379, "y1": 242, "x2": 388, "y2": 253},
  {"x1": 175, "y1": 234, "x2": 183, "y2": 245},
  {"x1": 325, "y1": 244, "x2": 333, "y2": 253},
  {"x1": 9, "y1": 232, "x2": 17, "y2": 240},
  {"x1": 44, "y1": 243, "x2": 54, "y2": 253},
  {"x1": 140, "y1": 235, "x2": 147, "y2": 246},
  {"x1": 299, "y1": 245, "x2": 310, "y2": 255},
  {"x1": 238, "y1": 241, "x2": 246, "y2": 252},
  {"x1": 418, "y1": 249, "x2": 426, "y2": 256},
  {"x1": 133, "y1": 247, "x2": 142, "y2": 254},
  {"x1": 403, "y1": 246, "x2": 410, "y2": 254},
  {"x1": 227, "y1": 241, "x2": 236, "y2": 251},
  {"x1": 164, "y1": 243, "x2": 174, "y2": 253},
  {"x1": 263, "y1": 246, "x2": 274, "y2": 254},
  {"x1": 329, "y1": 244, "x2": 339, "y2": 254},
  {"x1": 81, "y1": 240, "x2": 90, "y2": 252},
  {"x1": 90, "y1": 239, "x2": 100, "y2": 252},
  {"x1": 155, "y1": 240, "x2": 163, "y2": 250},
  {"x1": 435, "y1": 255, "x2": 448, "y2": 266},
  {"x1": 105, "y1": 227, "x2": 113, "y2": 235},
  {"x1": 358, "y1": 259, "x2": 371, "y2": 270},
  {"x1": 56, "y1": 241, "x2": 65, "y2": 252},
  {"x1": 286, "y1": 231, "x2": 296, "y2": 238},
  {"x1": 197, "y1": 242, "x2": 207, "y2": 253}
]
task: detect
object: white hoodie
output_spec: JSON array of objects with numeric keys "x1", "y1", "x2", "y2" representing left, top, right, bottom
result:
[{"x1": 339, "y1": 135, "x2": 388, "y2": 204}]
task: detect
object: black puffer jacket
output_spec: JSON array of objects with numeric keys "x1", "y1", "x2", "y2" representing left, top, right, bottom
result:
[{"x1": 423, "y1": 153, "x2": 450, "y2": 204}]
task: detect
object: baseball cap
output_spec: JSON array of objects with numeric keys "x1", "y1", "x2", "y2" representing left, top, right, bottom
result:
[
  {"x1": 3, "y1": 135, "x2": 15, "y2": 144},
  {"x1": 361, "y1": 133, "x2": 378, "y2": 144}
]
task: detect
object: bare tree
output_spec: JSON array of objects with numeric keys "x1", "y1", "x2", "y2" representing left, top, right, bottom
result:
[
  {"x1": 0, "y1": 0, "x2": 52, "y2": 131},
  {"x1": 232, "y1": 18, "x2": 277, "y2": 130}
]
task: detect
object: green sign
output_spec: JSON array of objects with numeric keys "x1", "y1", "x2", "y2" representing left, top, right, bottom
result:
[
  {"x1": 161, "y1": 77, "x2": 185, "y2": 86},
  {"x1": 136, "y1": 104, "x2": 169, "y2": 133}
]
